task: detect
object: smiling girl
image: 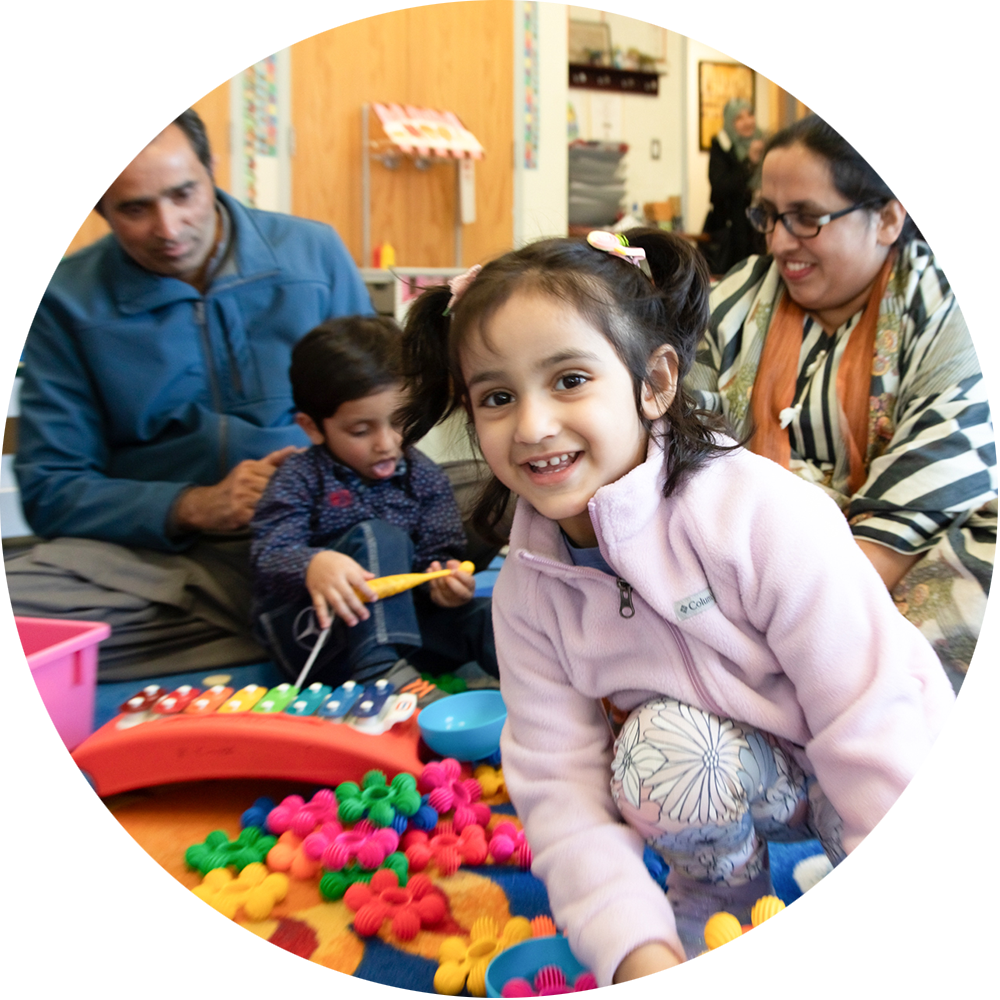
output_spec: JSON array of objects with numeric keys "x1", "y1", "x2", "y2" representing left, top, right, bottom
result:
[{"x1": 399, "y1": 231, "x2": 955, "y2": 985}]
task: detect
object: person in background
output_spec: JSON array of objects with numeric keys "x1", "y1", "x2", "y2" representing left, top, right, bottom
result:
[
  {"x1": 250, "y1": 315, "x2": 497, "y2": 688},
  {"x1": 688, "y1": 113, "x2": 995, "y2": 691},
  {"x1": 701, "y1": 97, "x2": 766, "y2": 275},
  {"x1": 8, "y1": 108, "x2": 374, "y2": 680}
]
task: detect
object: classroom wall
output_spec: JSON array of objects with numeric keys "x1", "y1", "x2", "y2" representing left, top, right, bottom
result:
[
  {"x1": 566, "y1": 8, "x2": 684, "y2": 217},
  {"x1": 291, "y1": 2, "x2": 514, "y2": 268}
]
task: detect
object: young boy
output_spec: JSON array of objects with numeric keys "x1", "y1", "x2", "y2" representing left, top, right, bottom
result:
[{"x1": 250, "y1": 315, "x2": 497, "y2": 687}]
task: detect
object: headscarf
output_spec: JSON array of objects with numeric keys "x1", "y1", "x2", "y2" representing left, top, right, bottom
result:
[{"x1": 721, "y1": 98, "x2": 761, "y2": 162}]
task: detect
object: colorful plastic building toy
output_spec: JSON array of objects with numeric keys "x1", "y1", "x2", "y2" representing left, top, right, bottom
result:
[
  {"x1": 488, "y1": 821, "x2": 532, "y2": 870},
  {"x1": 266, "y1": 788, "x2": 340, "y2": 837},
  {"x1": 252, "y1": 683, "x2": 300, "y2": 713},
  {"x1": 240, "y1": 797, "x2": 276, "y2": 831},
  {"x1": 419, "y1": 758, "x2": 491, "y2": 832},
  {"x1": 192, "y1": 862, "x2": 289, "y2": 921},
  {"x1": 435, "y1": 915, "x2": 533, "y2": 997},
  {"x1": 343, "y1": 867, "x2": 446, "y2": 940},
  {"x1": 184, "y1": 826, "x2": 278, "y2": 876},
  {"x1": 335, "y1": 769, "x2": 421, "y2": 827},
  {"x1": 401, "y1": 821, "x2": 489, "y2": 875},
  {"x1": 499, "y1": 967, "x2": 598, "y2": 996},
  {"x1": 704, "y1": 894, "x2": 787, "y2": 950},
  {"x1": 473, "y1": 763, "x2": 507, "y2": 800},
  {"x1": 405, "y1": 794, "x2": 440, "y2": 832},
  {"x1": 315, "y1": 819, "x2": 400, "y2": 871},
  {"x1": 318, "y1": 852, "x2": 408, "y2": 902},
  {"x1": 529, "y1": 915, "x2": 558, "y2": 938},
  {"x1": 751, "y1": 895, "x2": 786, "y2": 925},
  {"x1": 266, "y1": 831, "x2": 323, "y2": 880}
]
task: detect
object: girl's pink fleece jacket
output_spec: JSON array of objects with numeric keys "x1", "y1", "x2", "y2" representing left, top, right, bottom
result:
[{"x1": 494, "y1": 436, "x2": 955, "y2": 985}]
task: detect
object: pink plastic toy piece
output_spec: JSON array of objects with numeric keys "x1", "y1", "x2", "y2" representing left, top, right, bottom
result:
[
  {"x1": 401, "y1": 821, "x2": 488, "y2": 875},
  {"x1": 321, "y1": 819, "x2": 400, "y2": 871},
  {"x1": 301, "y1": 820, "x2": 345, "y2": 861},
  {"x1": 501, "y1": 979, "x2": 536, "y2": 998},
  {"x1": 343, "y1": 867, "x2": 446, "y2": 940},
  {"x1": 267, "y1": 789, "x2": 340, "y2": 837},
  {"x1": 489, "y1": 821, "x2": 533, "y2": 870},
  {"x1": 499, "y1": 967, "x2": 595, "y2": 999},
  {"x1": 419, "y1": 758, "x2": 492, "y2": 832}
]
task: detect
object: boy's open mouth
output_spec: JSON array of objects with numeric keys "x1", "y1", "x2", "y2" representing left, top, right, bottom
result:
[{"x1": 526, "y1": 452, "x2": 579, "y2": 474}]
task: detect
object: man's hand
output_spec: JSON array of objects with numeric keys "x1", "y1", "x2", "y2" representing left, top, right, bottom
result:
[
  {"x1": 172, "y1": 445, "x2": 302, "y2": 533},
  {"x1": 306, "y1": 550, "x2": 378, "y2": 629},
  {"x1": 427, "y1": 559, "x2": 476, "y2": 608},
  {"x1": 612, "y1": 941, "x2": 684, "y2": 983}
]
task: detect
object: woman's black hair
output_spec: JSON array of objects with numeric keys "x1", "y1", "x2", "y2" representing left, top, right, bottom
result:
[
  {"x1": 764, "y1": 113, "x2": 920, "y2": 245},
  {"x1": 399, "y1": 229, "x2": 735, "y2": 544},
  {"x1": 291, "y1": 314, "x2": 403, "y2": 426}
]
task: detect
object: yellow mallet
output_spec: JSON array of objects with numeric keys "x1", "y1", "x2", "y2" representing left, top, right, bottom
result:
[{"x1": 355, "y1": 561, "x2": 476, "y2": 600}]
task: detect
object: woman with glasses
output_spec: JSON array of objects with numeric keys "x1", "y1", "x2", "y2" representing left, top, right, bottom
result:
[{"x1": 688, "y1": 113, "x2": 995, "y2": 692}]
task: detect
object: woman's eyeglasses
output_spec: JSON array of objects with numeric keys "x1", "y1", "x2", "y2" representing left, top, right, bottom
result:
[{"x1": 746, "y1": 201, "x2": 879, "y2": 238}]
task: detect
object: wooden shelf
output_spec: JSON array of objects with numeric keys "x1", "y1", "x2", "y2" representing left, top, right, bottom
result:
[{"x1": 568, "y1": 63, "x2": 659, "y2": 96}]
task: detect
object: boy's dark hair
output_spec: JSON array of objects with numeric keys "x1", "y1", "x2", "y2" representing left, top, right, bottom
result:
[
  {"x1": 399, "y1": 229, "x2": 736, "y2": 545},
  {"x1": 764, "y1": 113, "x2": 919, "y2": 246},
  {"x1": 291, "y1": 314, "x2": 404, "y2": 426}
]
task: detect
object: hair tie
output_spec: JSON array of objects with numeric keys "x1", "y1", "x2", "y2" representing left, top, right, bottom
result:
[
  {"x1": 587, "y1": 231, "x2": 652, "y2": 280},
  {"x1": 444, "y1": 264, "x2": 482, "y2": 315}
]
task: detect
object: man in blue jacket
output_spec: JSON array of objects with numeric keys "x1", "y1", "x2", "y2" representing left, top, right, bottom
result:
[{"x1": 7, "y1": 108, "x2": 374, "y2": 680}]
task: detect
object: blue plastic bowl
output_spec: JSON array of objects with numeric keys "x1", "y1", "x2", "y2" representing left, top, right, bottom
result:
[
  {"x1": 417, "y1": 690, "x2": 506, "y2": 761},
  {"x1": 485, "y1": 935, "x2": 589, "y2": 998}
]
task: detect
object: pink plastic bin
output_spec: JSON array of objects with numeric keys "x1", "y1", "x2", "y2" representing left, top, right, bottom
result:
[{"x1": 17, "y1": 617, "x2": 111, "y2": 751}]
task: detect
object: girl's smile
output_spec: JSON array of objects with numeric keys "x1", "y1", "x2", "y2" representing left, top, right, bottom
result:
[{"x1": 462, "y1": 291, "x2": 668, "y2": 547}]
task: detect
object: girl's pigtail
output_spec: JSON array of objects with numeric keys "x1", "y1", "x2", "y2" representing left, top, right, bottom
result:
[
  {"x1": 399, "y1": 284, "x2": 462, "y2": 448},
  {"x1": 625, "y1": 228, "x2": 742, "y2": 497}
]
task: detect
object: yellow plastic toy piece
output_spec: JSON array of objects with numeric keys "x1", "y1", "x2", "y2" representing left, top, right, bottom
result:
[
  {"x1": 704, "y1": 911, "x2": 743, "y2": 950},
  {"x1": 750, "y1": 895, "x2": 786, "y2": 926},
  {"x1": 434, "y1": 914, "x2": 533, "y2": 997},
  {"x1": 357, "y1": 561, "x2": 475, "y2": 601},
  {"x1": 192, "y1": 862, "x2": 289, "y2": 920},
  {"x1": 473, "y1": 764, "x2": 507, "y2": 800}
]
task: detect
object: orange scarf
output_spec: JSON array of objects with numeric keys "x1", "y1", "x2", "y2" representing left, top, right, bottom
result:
[{"x1": 748, "y1": 251, "x2": 896, "y2": 495}]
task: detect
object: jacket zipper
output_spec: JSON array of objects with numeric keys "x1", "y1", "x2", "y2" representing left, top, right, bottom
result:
[
  {"x1": 520, "y1": 549, "x2": 726, "y2": 718},
  {"x1": 616, "y1": 578, "x2": 635, "y2": 618},
  {"x1": 194, "y1": 299, "x2": 228, "y2": 479}
]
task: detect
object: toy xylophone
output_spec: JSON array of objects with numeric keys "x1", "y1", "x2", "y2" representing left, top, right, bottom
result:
[
  {"x1": 72, "y1": 674, "x2": 451, "y2": 798},
  {"x1": 71, "y1": 561, "x2": 479, "y2": 797}
]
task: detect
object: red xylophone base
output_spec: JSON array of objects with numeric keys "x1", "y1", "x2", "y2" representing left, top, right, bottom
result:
[{"x1": 72, "y1": 711, "x2": 426, "y2": 797}]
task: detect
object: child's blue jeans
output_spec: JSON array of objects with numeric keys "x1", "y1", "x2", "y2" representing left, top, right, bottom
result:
[{"x1": 256, "y1": 519, "x2": 497, "y2": 687}]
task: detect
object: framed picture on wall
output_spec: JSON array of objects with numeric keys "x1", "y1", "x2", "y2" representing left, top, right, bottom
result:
[{"x1": 698, "y1": 61, "x2": 755, "y2": 151}]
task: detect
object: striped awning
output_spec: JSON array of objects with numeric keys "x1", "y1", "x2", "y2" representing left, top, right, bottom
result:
[{"x1": 371, "y1": 103, "x2": 484, "y2": 160}]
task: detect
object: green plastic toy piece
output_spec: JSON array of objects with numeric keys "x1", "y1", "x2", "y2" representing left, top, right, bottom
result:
[
  {"x1": 319, "y1": 851, "x2": 409, "y2": 901},
  {"x1": 184, "y1": 825, "x2": 278, "y2": 875},
  {"x1": 335, "y1": 769, "x2": 422, "y2": 827}
]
